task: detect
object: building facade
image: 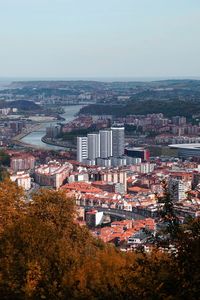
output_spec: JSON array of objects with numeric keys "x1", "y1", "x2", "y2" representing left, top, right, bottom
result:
[
  {"x1": 77, "y1": 137, "x2": 88, "y2": 162},
  {"x1": 99, "y1": 130, "x2": 112, "y2": 158},
  {"x1": 111, "y1": 126, "x2": 125, "y2": 157},
  {"x1": 34, "y1": 161, "x2": 73, "y2": 189},
  {"x1": 10, "y1": 171, "x2": 31, "y2": 191},
  {"x1": 10, "y1": 154, "x2": 36, "y2": 172},
  {"x1": 87, "y1": 133, "x2": 100, "y2": 160}
]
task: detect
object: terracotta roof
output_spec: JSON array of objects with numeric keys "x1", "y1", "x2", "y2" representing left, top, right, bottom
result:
[
  {"x1": 61, "y1": 182, "x2": 102, "y2": 193},
  {"x1": 128, "y1": 186, "x2": 150, "y2": 193}
]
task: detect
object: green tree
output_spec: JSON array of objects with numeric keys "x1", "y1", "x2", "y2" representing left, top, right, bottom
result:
[
  {"x1": 157, "y1": 180, "x2": 180, "y2": 240},
  {"x1": 0, "y1": 150, "x2": 10, "y2": 167}
]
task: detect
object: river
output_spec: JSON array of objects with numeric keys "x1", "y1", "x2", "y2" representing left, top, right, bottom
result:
[{"x1": 21, "y1": 105, "x2": 83, "y2": 150}]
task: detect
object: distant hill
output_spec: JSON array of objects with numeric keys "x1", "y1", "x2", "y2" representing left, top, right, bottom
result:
[
  {"x1": 79, "y1": 99, "x2": 200, "y2": 118},
  {"x1": 9, "y1": 79, "x2": 200, "y2": 90},
  {"x1": 8, "y1": 100, "x2": 41, "y2": 111}
]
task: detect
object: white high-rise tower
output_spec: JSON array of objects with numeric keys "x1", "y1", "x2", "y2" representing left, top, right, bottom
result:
[
  {"x1": 99, "y1": 130, "x2": 112, "y2": 158},
  {"x1": 111, "y1": 126, "x2": 125, "y2": 157},
  {"x1": 77, "y1": 137, "x2": 88, "y2": 162},
  {"x1": 87, "y1": 133, "x2": 100, "y2": 160}
]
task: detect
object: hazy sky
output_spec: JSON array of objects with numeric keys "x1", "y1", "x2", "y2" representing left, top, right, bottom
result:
[{"x1": 0, "y1": 0, "x2": 200, "y2": 79}]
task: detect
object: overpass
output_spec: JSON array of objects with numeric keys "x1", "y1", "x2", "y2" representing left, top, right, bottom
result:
[{"x1": 83, "y1": 206, "x2": 145, "y2": 220}]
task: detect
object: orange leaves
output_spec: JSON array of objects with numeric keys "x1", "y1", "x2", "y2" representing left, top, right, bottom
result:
[
  {"x1": 0, "y1": 180, "x2": 199, "y2": 299},
  {"x1": 29, "y1": 189, "x2": 75, "y2": 234},
  {"x1": 0, "y1": 178, "x2": 24, "y2": 234},
  {"x1": 23, "y1": 261, "x2": 42, "y2": 297}
]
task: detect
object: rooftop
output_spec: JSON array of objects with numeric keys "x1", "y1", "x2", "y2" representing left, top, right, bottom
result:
[{"x1": 169, "y1": 143, "x2": 200, "y2": 150}]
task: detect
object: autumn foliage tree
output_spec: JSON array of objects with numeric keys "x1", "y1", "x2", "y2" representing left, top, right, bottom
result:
[
  {"x1": 0, "y1": 180, "x2": 199, "y2": 299},
  {"x1": 0, "y1": 179, "x2": 24, "y2": 234}
]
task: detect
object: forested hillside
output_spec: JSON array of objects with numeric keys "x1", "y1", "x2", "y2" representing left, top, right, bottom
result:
[
  {"x1": 0, "y1": 180, "x2": 199, "y2": 299},
  {"x1": 79, "y1": 99, "x2": 200, "y2": 118}
]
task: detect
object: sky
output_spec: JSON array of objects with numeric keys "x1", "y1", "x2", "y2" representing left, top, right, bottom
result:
[{"x1": 0, "y1": 0, "x2": 200, "y2": 79}]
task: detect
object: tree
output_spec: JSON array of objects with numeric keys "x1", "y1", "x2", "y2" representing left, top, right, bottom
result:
[
  {"x1": 174, "y1": 217, "x2": 200, "y2": 299},
  {"x1": 0, "y1": 166, "x2": 9, "y2": 182},
  {"x1": 0, "y1": 179, "x2": 24, "y2": 234},
  {"x1": 28, "y1": 189, "x2": 75, "y2": 235},
  {"x1": 156, "y1": 180, "x2": 180, "y2": 241},
  {"x1": 0, "y1": 180, "x2": 199, "y2": 299},
  {"x1": 0, "y1": 150, "x2": 10, "y2": 167}
]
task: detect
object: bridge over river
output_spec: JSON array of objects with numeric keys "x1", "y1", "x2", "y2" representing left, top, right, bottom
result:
[{"x1": 83, "y1": 206, "x2": 145, "y2": 220}]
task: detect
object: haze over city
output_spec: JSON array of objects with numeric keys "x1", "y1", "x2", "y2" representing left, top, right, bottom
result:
[{"x1": 1, "y1": 0, "x2": 200, "y2": 79}]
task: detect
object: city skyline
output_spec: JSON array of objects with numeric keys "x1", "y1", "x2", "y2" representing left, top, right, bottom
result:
[
  {"x1": 0, "y1": 1, "x2": 199, "y2": 295},
  {"x1": 1, "y1": 0, "x2": 200, "y2": 78}
]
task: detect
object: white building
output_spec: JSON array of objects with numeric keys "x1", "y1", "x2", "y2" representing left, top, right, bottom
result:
[
  {"x1": 77, "y1": 137, "x2": 88, "y2": 162},
  {"x1": 77, "y1": 126, "x2": 124, "y2": 163},
  {"x1": 10, "y1": 171, "x2": 31, "y2": 191},
  {"x1": 87, "y1": 133, "x2": 100, "y2": 160},
  {"x1": 99, "y1": 130, "x2": 112, "y2": 158},
  {"x1": 140, "y1": 163, "x2": 155, "y2": 174},
  {"x1": 34, "y1": 161, "x2": 73, "y2": 190},
  {"x1": 168, "y1": 178, "x2": 190, "y2": 201},
  {"x1": 0, "y1": 108, "x2": 11, "y2": 115},
  {"x1": 86, "y1": 210, "x2": 104, "y2": 227}
]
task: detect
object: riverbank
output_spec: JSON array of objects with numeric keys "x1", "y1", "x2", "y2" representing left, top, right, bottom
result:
[
  {"x1": 12, "y1": 123, "x2": 43, "y2": 141},
  {"x1": 11, "y1": 139, "x2": 44, "y2": 150},
  {"x1": 41, "y1": 136, "x2": 76, "y2": 151},
  {"x1": 18, "y1": 105, "x2": 84, "y2": 150}
]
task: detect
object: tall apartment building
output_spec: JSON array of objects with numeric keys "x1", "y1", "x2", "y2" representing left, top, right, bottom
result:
[
  {"x1": 77, "y1": 137, "x2": 88, "y2": 162},
  {"x1": 168, "y1": 178, "x2": 190, "y2": 201},
  {"x1": 10, "y1": 154, "x2": 36, "y2": 172},
  {"x1": 99, "y1": 130, "x2": 112, "y2": 158},
  {"x1": 46, "y1": 124, "x2": 61, "y2": 139},
  {"x1": 77, "y1": 126, "x2": 124, "y2": 164},
  {"x1": 87, "y1": 133, "x2": 100, "y2": 160},
  {"x1": 34, "y1": 161, "x2": 73, "y2": 190},
  {"x1": 111, "y1": 126, "x2": 125, "y2": 157}
]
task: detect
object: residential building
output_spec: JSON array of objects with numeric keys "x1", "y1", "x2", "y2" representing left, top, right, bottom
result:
[
  {"x1": 111, "y1": 156, "x2": 126, "y2": 167},
  {"x1": 86, "y1": 210, "x2": 104, "y2": 227},
  {"x1": 87, "y1": 133, "x2": 100, "y2": 160},
  {"x1": 96, "y1": 157, "x2": 111, "y2": 168},
  {"x1": 77, "y1": 137, "x2": 88, "y2": 162},
  {"x1": 99, "y1": 130, "x2": 112, "y2": 158},
  {"x1": 168, "y1": 178, "x2": 190, "y2": 201},
  {"x1": 10, "y1": 154, "x2": 36, "y2": 172},
  {"x1": 10, "y1": 171, "x2": 31, "y2": 191},
  {"x1": 111, "y1": 126, "x2": 125, "y2": 157},
  {"x1": 34, "y1": 161, "x2": 72, "y2": 189},
  {"x1": 46, "y1": 124, "x2": 61, "y2": 139}
]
